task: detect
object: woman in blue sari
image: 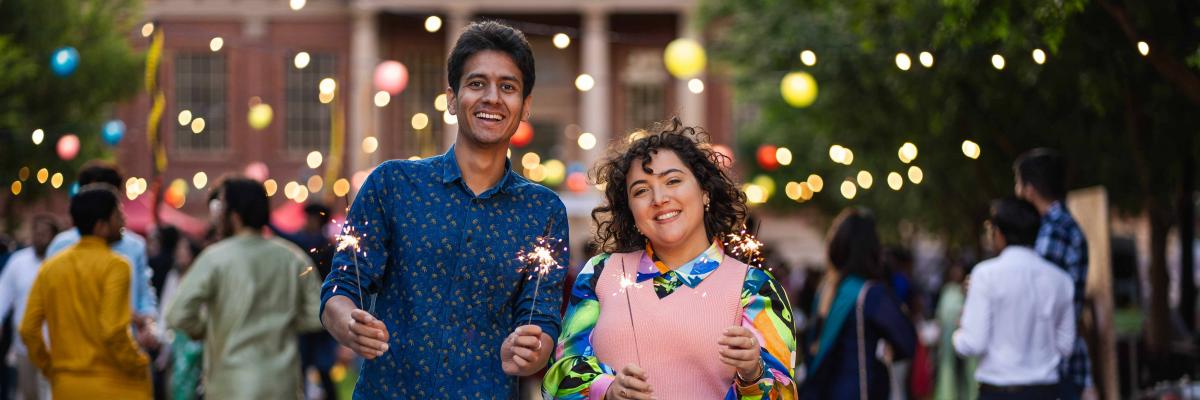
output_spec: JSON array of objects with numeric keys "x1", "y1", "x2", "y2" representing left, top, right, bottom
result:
[{"x1": 799, "y1": 208, "x2": 916, "y2": 399}]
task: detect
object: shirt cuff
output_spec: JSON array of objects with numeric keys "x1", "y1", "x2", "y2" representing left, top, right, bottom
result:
[{"x1": 589, "y1": 374, "x2": 615, "y2": 400}]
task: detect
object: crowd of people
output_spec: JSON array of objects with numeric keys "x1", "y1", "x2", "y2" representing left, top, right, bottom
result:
[{"x1": 0, "y1": 20, "x2": 1093, "y2": 400}]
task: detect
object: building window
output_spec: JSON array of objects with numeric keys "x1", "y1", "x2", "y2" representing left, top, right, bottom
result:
[
  {"x1": 174, "y1": 53, "x2": 227, "y2": 150},
  {"x1": 285, "y1": 53, "x2": 336, "y2": 152},
  {"x1": 621, "y1": 49, "x2": 667, "y2": 135}
]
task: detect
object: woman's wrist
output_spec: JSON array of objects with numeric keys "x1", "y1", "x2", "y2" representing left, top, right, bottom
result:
[{"x1": 735, "y1": 362, "x2": 764, "y2": 385}]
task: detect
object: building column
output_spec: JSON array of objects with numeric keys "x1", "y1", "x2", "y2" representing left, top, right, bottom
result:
[
  {"x1": 675, "y1": 8, "x2": 705, "y2": 128},
  {"x1": 580, "y1": 7, "x2": 611, "y2": 171},
  {"x1": 442, "y1": 6, "x2": 471, "y2": 151},
  {"x1": 349, "y1": 6, "x2": 379, "y2": 184}
]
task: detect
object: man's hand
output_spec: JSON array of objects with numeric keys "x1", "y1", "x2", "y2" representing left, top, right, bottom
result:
[
  {"x1": 133, "y1": 314, "x2": 161, "y2": 350},
  {"x1": 500, "y1": 325, "x2": 553, "y2": 376},
  {"x1": 323, "y1": 296, "x2": 389, "y2": 359}
]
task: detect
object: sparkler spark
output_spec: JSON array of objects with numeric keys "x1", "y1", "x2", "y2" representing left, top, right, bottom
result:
[
  {"x1": 300, "y1": 266, "x2": 314, "y2": 277},
  {"x1": 619, "y1": 259, "x2": 644, "y2": 367},
  {"x1": 726, "y1": 230, "x2": 766, "y2": 269},
  {"x1": 516, "y1": 217, "x2": 565, "y2": 326}
]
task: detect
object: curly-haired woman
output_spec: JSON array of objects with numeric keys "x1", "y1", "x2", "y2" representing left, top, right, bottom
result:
[{"x1": 543, "y1": 118, "x2": 797, "y2": 400}]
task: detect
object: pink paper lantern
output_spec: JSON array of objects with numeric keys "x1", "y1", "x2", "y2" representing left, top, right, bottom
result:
[
  {"x1": 244, "y1": 162, "x2": 269, "y2": 182},
  {"x1": 374, "y1": 61, "x2": 409, "y2": 95},
  {"x1": 57, "y1": 134, "x2": 80, "y2": 160}
]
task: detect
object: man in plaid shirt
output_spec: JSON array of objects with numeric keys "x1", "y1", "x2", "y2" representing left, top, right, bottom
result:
[{"x1": 1015, "y1": 149, "x2": 1092, "y2": 400}]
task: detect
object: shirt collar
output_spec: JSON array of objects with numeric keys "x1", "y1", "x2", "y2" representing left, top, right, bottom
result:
[
  {"x1": 638, "y1": 241, "x2": 724, "y2": 287},
  {"x1": 1046, "y1": 201, "x2": 1067, "y2": 219},
  {"x1": 78, "y1": 236, "x2": 109, "y2": 247},
  {"x1": 439, "y1": 145, "x2": 516, "y2": 198}
]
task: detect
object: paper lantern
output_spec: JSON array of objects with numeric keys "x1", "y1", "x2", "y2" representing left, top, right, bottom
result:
[
  {"x1": 248, "y1": 103, "x2": 273, "y2": 130},
  {"x1": 102, "y1": 120, "x2": 125, "y2": 146},
  {"x1": 243, "y1": 162, "x2": 269, "y2": 182},
  {"x1": 50, "y1": 47, "x2": 80, "y2": 77},
  {"x1": 756, "y1": 145, "x2": 779, "y2": 171},
  {"x1": 566, "y1": 172, "x2": 588, "y2": 193},
  {"x1": 511, "y1": 121, "x2": 534, "y2": 148},
  {"x1": 780, "y1": 71, "x2": 818, "y2": 108},
  {"x1": 374, "y1": 61, "x2": 409, "y2": 95},
  {"x1": 663, "y1": 39, "x2": 706, "y2": 79},
  {"x1": 57, "y1": 134, "x2": 80, "y2": 160}
]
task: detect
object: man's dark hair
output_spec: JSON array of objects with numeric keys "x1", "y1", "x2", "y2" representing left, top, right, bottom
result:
[
  {"x1": 447, "y1": 21, "x2": 536, "y2": 98},
  {"x1": 1014, "y1": 148, "x2": 1066, "y2": 200},
  {"x1": 989, "y1": 197, "x2": 1042, "y2": 247},
  {"x1": 827, "y1": 207, "x2": 885, "y2": 281},
  {"x1": 218, "y1": 177, "x2": 270, "y2": 230},
  {"x1": 304, "y1": 202, "x2": 331, "y2": 221},
  {"x1": 78, "y1": 160, "x2": 124, "y2": 187},
  {"x1": 71, "y1": 185, "x2": 120, "y2": 235}
]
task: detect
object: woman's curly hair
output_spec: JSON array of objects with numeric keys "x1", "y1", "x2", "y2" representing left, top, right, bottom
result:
[{"x1": 590, "y1": 116, "x2": 748, "y2": 254}]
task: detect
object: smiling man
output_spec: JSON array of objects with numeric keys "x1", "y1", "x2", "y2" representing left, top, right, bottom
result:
[{"x1": 320, "y1": 21, "x2": 569, "y2": 398}]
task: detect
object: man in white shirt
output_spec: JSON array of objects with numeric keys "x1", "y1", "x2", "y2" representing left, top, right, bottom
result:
[
  {"x1": 954, "y1": 197, "x2": 1075, "y2": 400},
  {"x1": 0, "y1": 215, "x2": 59, "y2": 399}
]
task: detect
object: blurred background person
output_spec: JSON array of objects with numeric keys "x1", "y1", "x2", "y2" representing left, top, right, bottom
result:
[
  {"x1": 0, "y1": 215, "x2": 59, "y2": 399},
  {"x1": 156, "y1": 236, "x2": 204, "y2": 400}
]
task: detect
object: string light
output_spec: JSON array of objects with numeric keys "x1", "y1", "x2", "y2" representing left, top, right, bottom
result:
[
  {"x1": 991, "y1": 54, "x2": 1006, "y2": 70},
  {"x1": 434, "y1": 94, "x2": 447, "y2": 111},
  {"x1": 31, "y1": 129, "x2": 44, "y2": 145},
  {"x1": 1032, "y1": 49, "x2": 1046, "y2": 65},
  {"x1": 856, "y1": 171, "x2": 873, "y2": 189},
  {"x1": 443, "y1": 110, "x2": 457, "y2": 125},
  {"x1": 807, "y1": 174, "x2": 824, "y2": 192},
  {"x1": 264, "y1": 179, "x2": 278, "y2": 196},
  {"x1": 521, "y1": 153, "x2": 541, "y2": 170},
  {"x1": 333, "y1": 178, "x2": 351, "y2": 197},
  {"x1": 307, "y1": 151, "x2": 323, "y2": 169},
  {"x1": 50, "y1": 173, "x2": 63, "y2": 188},
  {"x1": 1137, "y1": 41, "x2": 1150, "y2": 56},
  {"x1": 840, "y1": 180, "x2": 857, "y2": 199},
  {"x1": 307, "y1": 175, "x2": 323, "y2": 193},
  {"x1": 141, "y1": 22, "x2": 154, "y2": 38},
  {"x1": 775, "y1": 147, "x2": 793, "y2": 166},
  {"x1": 553, "y1": 33, "x2": 570, "y2": 49},
  {"x1": 908, "y1": 166, "x2": 924, "y2": 184},
  {"x1": 190, "y1": 118, "x2": 205, "y2": 134},
  {"x1": 193, "y1": 172, "x2": 208, "y2": 189},
  {"x1": 294, "y1": 52, "x2": 311, "y2": 69},
  {"x1": 919, "y1": 51, "x2": 934, "y2": 68},
  {"x1": 898, "y1": 142, "x2": 918, "y2": 164},
  {"x1": 962, "y1": 140, "x2": 981, "y2": 159},
  {"x1": 895, "y1": 53, "x2": 912, "y2": 71},
  {"x1": 887, "y1": 172, "x2": 903, "y2": 190},
  {"x1": 575, "y1": 74, "x2": 595, "y2": 91},
  {"x1": 362, "y1": 136, "x2": 379, "y2": 154},
  {"x1": 800, "y1": 50, "x2": 817, "y2": 66},
  {"x1": 425, "y1": 16, "x2": 443, "y2": 33},
  {"x1": 411, "y1": 113, "x2": 429, "y2": 130},
  {"x1": 178, "y1": 110, "x2": 193, "y2": 126},
  {"x1": 578, "y1": 132, "x2": 597, "y2": 150},
  {"x1": 688, "y1": 79, "x2": 704, "y2": 94},
  {"x1": 374, "y1": 91, "x2": 390, "y2": 107},
  {"x1": 209, "y1": 37, "x2": 224, "y2": 52},
  {"x1": 289, "y1": 0, "x2": 305, "y2": 11}
]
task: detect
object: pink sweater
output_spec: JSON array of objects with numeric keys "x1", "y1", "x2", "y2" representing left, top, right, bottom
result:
[{"x1": 590, "y1": 250, "x2": 748, "y2": 400}]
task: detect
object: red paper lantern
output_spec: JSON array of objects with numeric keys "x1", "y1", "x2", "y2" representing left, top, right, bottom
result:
[
  {"x1": 510, "y1": 121, "x2": 534, "y2": 148},
  {"x1": 756, "y1": 145, "x2": 779, "y2": 171},
  {"x1": 566, "y1": 172, "x2": 588, "y2": 193}
]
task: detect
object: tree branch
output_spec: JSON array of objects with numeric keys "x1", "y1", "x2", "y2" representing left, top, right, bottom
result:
[{"x1": 1096, "y1": 0, "x2": 1200, "y2": 106}]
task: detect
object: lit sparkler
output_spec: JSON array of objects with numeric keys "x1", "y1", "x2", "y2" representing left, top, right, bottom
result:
[
  {"x1": 516, "y1": 217, "x2": 566, "y2": 326},
  {"x1": 336, "y1": 225, "x2": 365, "y2": 307},
  {"x1": 725, "y1": 229, "x2": 766, "y2": 269}
]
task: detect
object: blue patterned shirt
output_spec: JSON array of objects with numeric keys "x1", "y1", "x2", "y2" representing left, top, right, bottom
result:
[
  {"x1": 1034, "y1": 201, "x2": 1091, "y2": 388},
  {"x1": 320, "y1": 147, "x2": 570, "y2": 399}
]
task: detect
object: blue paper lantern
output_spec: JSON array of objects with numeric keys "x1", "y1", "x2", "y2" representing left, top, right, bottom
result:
[
  {"x1": 102, "y1": 119, "x2": 125, "y2": 146},
  {"x1": 50, "y1": 47, "x2": 80, "y2": 77},
  {"x1": 69, "y1": 182, "x2": 80, "y2": 197},
  {"x1": 567, "y1": 162, "x2": 586, "y2": 175}
]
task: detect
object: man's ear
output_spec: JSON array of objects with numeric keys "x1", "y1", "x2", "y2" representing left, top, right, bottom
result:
[
  {"x1": 446, "y1": 87, "x2": 458, "y2": 115},
  {"x1": 521, "y1": 95, "x2": 533, "y2": 121}
]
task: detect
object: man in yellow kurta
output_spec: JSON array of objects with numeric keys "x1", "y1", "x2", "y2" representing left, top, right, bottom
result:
[{"x1": 20, "y1": 185, "x2": 152, "y2": 399}]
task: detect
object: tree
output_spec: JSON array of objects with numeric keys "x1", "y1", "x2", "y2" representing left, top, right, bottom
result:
[
  {"x1": 699, "y1": 0, "x2": 1199, "y2": 358},
  {"x1": 0, "y1": 0, "x2": 144, "y2": 226}
]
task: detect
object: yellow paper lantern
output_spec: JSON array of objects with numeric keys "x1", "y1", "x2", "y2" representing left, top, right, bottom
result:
[
  {"x1": 780, "y1": 71, "x2": 818, "y2": 108},
  {"x1": 248, "y1": 103, "x2": 273, "y2": 130},
  {"x1": 663, "y1": 38, "x2": 706, "y2": 79}
]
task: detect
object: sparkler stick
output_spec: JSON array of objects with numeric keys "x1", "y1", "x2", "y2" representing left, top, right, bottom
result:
[
  {"x1": 619, "y1": 258, "x2": 644, "y2": 367},
  {"x1": 516, "y1": 216, "x2": 564, "y2": 326}
]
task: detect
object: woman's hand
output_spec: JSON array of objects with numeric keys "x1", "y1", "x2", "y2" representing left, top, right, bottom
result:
[
  {"x1": 606, "y1": 364, "x2": 654, "y2": 400},
  {"x1": 718, "y1": 326, "x2": 763, "y2": 382}
]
